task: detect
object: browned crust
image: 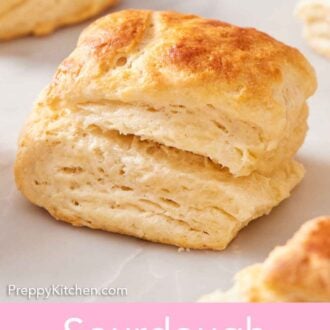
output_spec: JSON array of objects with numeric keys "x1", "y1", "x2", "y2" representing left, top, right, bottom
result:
[
  {"x1": 46, "y1": 9, "x2": 316, "y2": 116},
  {"x1": 262, "y1": 216, "x2": 330, "y2": 301},
  {"x1": 303, "y1": 218, "x2": 330, "y2": 258}
]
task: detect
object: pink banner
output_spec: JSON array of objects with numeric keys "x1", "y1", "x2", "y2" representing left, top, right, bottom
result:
[{"x1": 0, "y1": 303, "x2": 329, "y2": 330}]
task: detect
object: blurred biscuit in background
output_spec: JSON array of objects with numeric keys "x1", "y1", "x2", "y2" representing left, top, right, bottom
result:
[
  {"x1": 296, "y1": 0, "x2": 330, "y2": 58},
  {"x1": 200, "y1": 216, "x2": 330, "y2": 301},
  {"x1": 0, "y1": 0, "x2": 119, "y2": 40}
]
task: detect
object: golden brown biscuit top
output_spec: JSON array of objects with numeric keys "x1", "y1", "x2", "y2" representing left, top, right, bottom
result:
[
  {"x1": 302, "y1": 216, "x2": 330, "y2": 258},
  {"x1": 46, "y1": 10, "x2": 317, "y2": 139},
  {"x1": 0, "y1": 0, "x2": 22, "y2": 15},
  {"x1": 77, "y1": 10, "x2": 311, "y2": 83}
]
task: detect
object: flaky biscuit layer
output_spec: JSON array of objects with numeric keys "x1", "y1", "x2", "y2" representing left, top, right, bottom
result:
[{"x1": 15, "y1": 104, "x2": 304, "y2": 250}]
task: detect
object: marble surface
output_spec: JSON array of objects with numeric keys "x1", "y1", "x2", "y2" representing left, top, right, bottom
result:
[{"x1": 0, "y1": 0, "x2": 329, "y2": 302}]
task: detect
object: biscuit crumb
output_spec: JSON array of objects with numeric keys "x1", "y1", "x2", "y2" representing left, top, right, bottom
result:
[{"x1": 178, "y1": 247, "x2": 191, "y2": 252}]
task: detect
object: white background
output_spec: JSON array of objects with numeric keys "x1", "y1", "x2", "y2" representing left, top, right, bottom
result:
[{"x1": 0, "y1": 0, "x2": 329, "y2": 302}]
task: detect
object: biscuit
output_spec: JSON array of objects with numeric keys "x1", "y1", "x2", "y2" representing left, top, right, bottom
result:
[
  {"x1": 0, "y1": 0, "x2": 119, "y2": 40},
  {"x1": 200, "y1": 216, "x2": 330, "y2": 300},
  {"x1": 14, "y1": 102, "x2": 304, "y2": 250},
  {"x1": 46, "y1": 9, "x2": 316, "y2": 176},
  {"x1": 296, "y1": 0, "x2": 330, "y2": 58},
  {"x1": 15, "y1": 10, "x2": 310, "y2": 249}
]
